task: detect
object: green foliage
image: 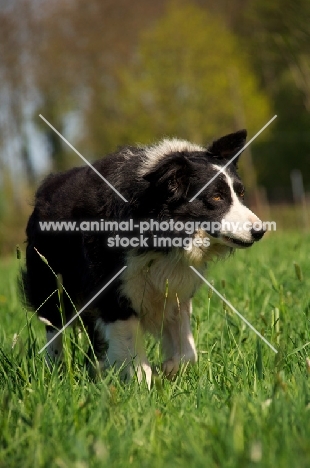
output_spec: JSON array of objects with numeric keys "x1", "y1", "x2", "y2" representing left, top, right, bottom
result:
[
  {"x1": 119, "y1": 2, "x2": 271, "y2": 146},
  {"x1": 241, "y1": 0, "x2": 310, "y2": 197},
  {"x1": 1, "y1": 233, "x2": 310, "y2": 467}
]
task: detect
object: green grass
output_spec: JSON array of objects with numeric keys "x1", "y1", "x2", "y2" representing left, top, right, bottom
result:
[{"x1": 1, "y1": 232, "x2": 310, "y2": 468}]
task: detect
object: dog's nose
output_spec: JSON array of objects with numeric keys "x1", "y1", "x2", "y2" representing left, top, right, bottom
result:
[{"x1": 251, "y1": 228, "x2": 266, "y2": 241}]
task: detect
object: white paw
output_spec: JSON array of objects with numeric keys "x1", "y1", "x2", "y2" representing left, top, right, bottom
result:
[
  {"x1": 119, "y1": 362, "x2": 152, "y2": 390},
  {"x1": 136, "y1": 363, "x2": 152, "y2": 390},
  {"x1": 162, "y1": 358, "x2": 180, "y2": 378},
  {"x1": 162, "y1": 351, "x2": 197, "y2": 379}
]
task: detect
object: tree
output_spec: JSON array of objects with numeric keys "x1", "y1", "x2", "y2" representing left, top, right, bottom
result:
[
  {"x1": 118, "y1": 2, "x2": 271, "y2": 150},
  {"x1": 34, "y1": 0, "x2": 167, "y2": 160},
  {"x1": 237, "y1": 0, "x2": 310, "y2": 198}
]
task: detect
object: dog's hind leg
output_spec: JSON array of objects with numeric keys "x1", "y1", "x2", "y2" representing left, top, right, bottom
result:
[
  {"x1": 96, "y1": 316, "x2": 152, "y2": 389},
  {"x1": 162, "y1": 299, "x2": 197, "y2": 378},
  {"x1": 45, "y1": 326, "x2": 63, "y2": 369}
]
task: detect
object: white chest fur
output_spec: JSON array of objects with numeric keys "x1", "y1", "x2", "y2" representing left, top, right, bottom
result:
[{"x1": 120, "y1": 250, "x2": 203, "y2": 334}]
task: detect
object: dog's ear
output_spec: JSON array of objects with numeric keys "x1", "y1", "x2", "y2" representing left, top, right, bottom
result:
[
  {"x1": 143, "y1": 153, "x2": 193, "y2": 200},
  {"x1": 208, "y1": 129, "x2": 247, "y2": 164}
]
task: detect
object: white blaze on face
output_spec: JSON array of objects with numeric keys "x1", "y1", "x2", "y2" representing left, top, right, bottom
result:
[{"x1": 217, "y1": 167, "x2": 262, "y2": 243}]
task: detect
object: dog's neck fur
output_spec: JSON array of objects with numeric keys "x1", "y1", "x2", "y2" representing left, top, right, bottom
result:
[{"x1": 138, "y1": 138, "x2": 205, "y2": 176}]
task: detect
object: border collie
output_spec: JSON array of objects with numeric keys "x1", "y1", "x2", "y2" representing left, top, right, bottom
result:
[{"x1": 22, "y1": 129, "x2": 265, "y2": 387}]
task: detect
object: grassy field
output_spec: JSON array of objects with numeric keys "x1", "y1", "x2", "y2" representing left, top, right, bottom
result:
[{"x1": 0, "y1": 232, "x2": 310, "y2": 468}]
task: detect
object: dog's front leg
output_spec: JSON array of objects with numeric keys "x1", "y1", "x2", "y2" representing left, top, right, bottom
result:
[
  {"x1": 162, "y1": 299, "x2": 197, "y2": 378},
  {"x1": 95, "y1": 316, "x2": 152, "y2": 389}
]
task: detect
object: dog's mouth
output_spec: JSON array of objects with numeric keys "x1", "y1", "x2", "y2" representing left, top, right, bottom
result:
[{"x1": 221, "y1": 235, "x2": 254, "y2": 249}]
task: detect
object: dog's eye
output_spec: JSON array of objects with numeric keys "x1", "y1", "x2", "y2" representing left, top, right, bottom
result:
[
  {"x1": 239, "y1": 190, "x2": 245, "y2": 198},
  {"x1": 212, "y1": 195, "x2": 222, "y2": 201}
]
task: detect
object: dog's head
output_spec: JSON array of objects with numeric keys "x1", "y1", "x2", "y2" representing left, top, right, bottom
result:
[{"x1": 140, "y1": 130, "x2": 265, "y2": 260}]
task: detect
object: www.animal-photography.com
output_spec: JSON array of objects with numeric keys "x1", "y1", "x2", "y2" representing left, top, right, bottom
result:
[{"x1": 1, "y1": 1, "x2": 310, "y2": 467}]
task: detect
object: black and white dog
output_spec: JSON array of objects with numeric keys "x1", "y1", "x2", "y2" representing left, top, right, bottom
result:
[{"x1": 22, "y1": 130, "x2": 265, "y2": 386}]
